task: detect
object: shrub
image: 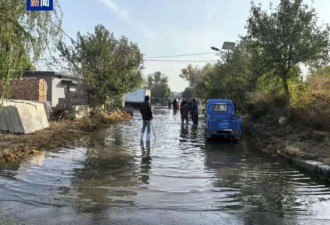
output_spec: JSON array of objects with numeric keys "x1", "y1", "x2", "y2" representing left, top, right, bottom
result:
[
  {"x1": 79, "y1": 109, "x2": 132, "y2": 131},
  {"x1": 245, "y1": 89, "x2": 288, "y2": 120},
  {"x1": 291, "y1": 77, "x2": 330, "y2": 131}
]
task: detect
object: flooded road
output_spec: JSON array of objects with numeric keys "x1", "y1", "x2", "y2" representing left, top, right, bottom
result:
[{"x1": 0, "y1": 108, "x2": 330, "y2": 225}]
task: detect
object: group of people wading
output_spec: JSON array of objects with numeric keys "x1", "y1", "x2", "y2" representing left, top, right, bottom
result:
[
  {"x1": 178, "y1": 98, "x2": 199, "y2": 126},
  {"x1": 140, "y1": 96, "x2": 199, "y2": 142}
]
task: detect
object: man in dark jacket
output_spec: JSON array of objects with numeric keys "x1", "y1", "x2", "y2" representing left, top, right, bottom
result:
[
  {"x1": 180, "y1": 100, "x2": 190, "y2": 125},
  {"x1": 140, "y1": 95, "x2": 153, "y2": 141},
  {"x1": 172, "y1": 99, "x2": 178, "y2": 110},
  {"x1": 191, "y1": 98, "x2": 199, "y2": 125}
]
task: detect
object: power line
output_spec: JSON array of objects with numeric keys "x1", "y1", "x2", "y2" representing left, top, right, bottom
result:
[
  {"x1": 145, "y1": 52, "x2": 216, "y2": 59},
  {"x1": 51, "y1": 25, "x2": 218, "y2": 63},
  {"x1": 48, "y1": 26, "x2": 218, "y2": 64}
]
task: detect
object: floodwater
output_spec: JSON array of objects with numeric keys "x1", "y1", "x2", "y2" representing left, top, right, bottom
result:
[{"x1": 0, "y1": 108, "x2": 330, "y2": 225}]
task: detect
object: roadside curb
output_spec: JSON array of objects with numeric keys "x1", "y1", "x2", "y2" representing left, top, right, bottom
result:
[{"x1": 278, "y1": 153, "x2": 330, "y2": 180}]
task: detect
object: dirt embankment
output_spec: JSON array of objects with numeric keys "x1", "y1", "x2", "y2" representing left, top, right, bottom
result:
[
  {"x1": 244, "y1": 115, "x2": 330, "y2": 165},
  {"x1": 0, "y1": 110, "x2": 132, "y2": 163}
]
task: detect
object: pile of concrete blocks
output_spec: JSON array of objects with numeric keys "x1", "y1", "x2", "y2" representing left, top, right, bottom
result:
[{"x1": 0, "y1": 100, "x2": 49, "y2": 134}]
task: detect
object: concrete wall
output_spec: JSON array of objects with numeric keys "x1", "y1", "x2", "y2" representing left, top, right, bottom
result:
[
  {"x1": 52, "y1": 78, "x2": 67, "y2": 107},
  {"x1": 0, "y1": 100, "x2": 49, "y2": 134}
]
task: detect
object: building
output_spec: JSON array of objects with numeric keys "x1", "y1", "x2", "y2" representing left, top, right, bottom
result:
[{"x1": 23, "y1": 71, "x2": 84, "y2": 107}]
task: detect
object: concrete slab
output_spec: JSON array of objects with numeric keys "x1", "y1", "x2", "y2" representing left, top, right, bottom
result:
[
  {"x1": 0, "y1": 108, "x2": 8, "y2": 132},
  {"x1": 0, "y1": 100, "x2": 49, "y2": 134},
  {"x1": 279, "y1": 153, "x2": 330, "y2": 180}
]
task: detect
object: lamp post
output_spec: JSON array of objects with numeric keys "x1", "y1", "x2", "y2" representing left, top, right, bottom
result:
[
  {"x1": 211, "y1": 46, "x2": 221, "y2": 51},
  {"x1": 210, "y1": 46, "x2": 222, "y2": 61},
  {"x1": 211, "y1": 42, "x2": 235, "y2": 62}
]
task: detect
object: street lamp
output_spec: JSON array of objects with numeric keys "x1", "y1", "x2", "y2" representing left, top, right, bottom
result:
[
  {"x1": 210, "y1": 46, "x2": 222, "y2": 60},
  {"x1": 211, "y1": 46, "x2": 221, "y2": 51},
  {"x1": 211, "y1": 41, "x2": 235, "y2": 61}
]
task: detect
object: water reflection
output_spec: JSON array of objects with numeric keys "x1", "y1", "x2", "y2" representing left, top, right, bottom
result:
[
  {"x1": 16, "y1": 152, "x2": 46, "y2": 179},
  {"x1": 180, "y1": 124, "x2": 189, "y2": 138},
  {"x1": 72, "y1": 126, "x2": 138, "y2": 213},
  {"x1": 0, "y1": 108, "x2": 329, "y2": 222},
  {"x1": 191, "y1": 125, "x2": 198, "y2": 140},
  {"x1": 140, "y1": 140, "x2": 151, "y2": 185}
]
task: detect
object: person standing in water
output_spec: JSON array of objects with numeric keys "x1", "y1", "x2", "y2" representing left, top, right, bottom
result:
[
  {"x1": 191, "y1": 98, "x2": 199, "y2": 125},
  {"x1": 180, "y1": 100, "x2": 190, "y2": 125},
  {"x1": 140, "y1": 95, "x2": 153, "y2": 141},
  {"x1": 172, "y1": 98, "x2": 178, "y2": 110}
]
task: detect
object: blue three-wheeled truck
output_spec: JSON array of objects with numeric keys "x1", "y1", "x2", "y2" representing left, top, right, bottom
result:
[{"x1": 205, "y1": 99, "x2": 242, "y2": 142}]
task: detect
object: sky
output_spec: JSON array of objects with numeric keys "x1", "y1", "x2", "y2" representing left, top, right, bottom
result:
[{"x1": 53, "y1": 0, "x2": 330, "y2": 92}]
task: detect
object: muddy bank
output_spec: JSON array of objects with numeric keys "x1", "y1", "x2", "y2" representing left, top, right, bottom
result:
[
  {"x1": 0, "y1": 110, "x2": 132, "y2": 163},
  {"x1": 244, "y1": 115, "x2": 330, "y2": 166}
]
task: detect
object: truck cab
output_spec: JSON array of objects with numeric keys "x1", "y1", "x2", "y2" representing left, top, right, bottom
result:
[{"x1": 205, "y1": 99, "x2": 242, "y2": 141}]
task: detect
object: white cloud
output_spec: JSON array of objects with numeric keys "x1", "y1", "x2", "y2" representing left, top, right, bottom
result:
[{"x1": 99, "y1": 0, "x2": 155, "y2": 39}]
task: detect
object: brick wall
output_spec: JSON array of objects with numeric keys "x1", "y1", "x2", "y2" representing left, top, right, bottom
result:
[{"x1": 0, "y1": 79, "x2": 47, "y2": 102}]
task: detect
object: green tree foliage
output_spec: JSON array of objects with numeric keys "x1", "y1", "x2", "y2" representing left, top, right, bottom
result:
[
  {"x1": 146, "y1": 71, "x2": 171, "y2": 103},
  {"x1": 181, "y1": 87, "x2": 193, "y2": 99},
  {"x1": 184, "y1": 43, "x2": 263, "y2": 110},
  {"x1": 0, "y1": 0, "x2": 62, "y2": 98},
  {"x1": 179, "y1": 64, "x2": 213, "y2": 97},
  {"x1": 246, "y1": 0, "x2": 330, "y2": 98},
  {"x1": 58, "y1": 25, "x2": 144, "y2": 108},
  {"x1": 196, "y1": 61, "x2": 249, "y2": 111}
]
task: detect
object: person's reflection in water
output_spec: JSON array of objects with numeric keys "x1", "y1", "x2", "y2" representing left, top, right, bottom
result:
[
  {"x1": 180, "y1": 124, "x2": 189, "y2": 138},
  {"x1": 191, "y1": 124, "x2": 198, "y2": 140},
  {"x1": 140, "y1": 140, "x2": 151, "y2": 185}
]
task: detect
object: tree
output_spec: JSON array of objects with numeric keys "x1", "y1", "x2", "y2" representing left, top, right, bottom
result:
[
  {"x1": 146, "y1": 71, "x2": 171, "y2": 103},
  {"x1": 181, "y1": 87, "x2": 193, "y2": 99},
  {"x1": 194, "y1": 46, "x2": 260, "y2": 111},
  {"x1": 58, "y1": 25, "x2": 144, "y2": 108},
  {"x1": 0, "y1": 0, "x2": 62, "y2": 98},
  {"x1": 179, "y1": 64, "x2": 213, "y2": 97},
  {"x1": 179, "y1": 64, "x2": 202, "y2": 89},
  {"x1": 246, "y1": 0, "x2": 330, "y2": 98}
]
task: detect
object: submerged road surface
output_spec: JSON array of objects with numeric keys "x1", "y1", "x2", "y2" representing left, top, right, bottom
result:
[{"x1": 0, "y1": 108, "x2": 330, "y2": 225}]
